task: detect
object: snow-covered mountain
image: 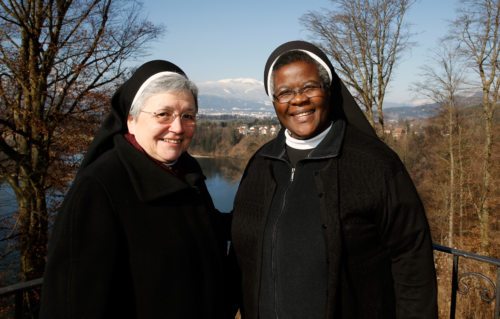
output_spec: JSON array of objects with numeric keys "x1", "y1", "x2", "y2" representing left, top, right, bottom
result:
[
  {"x1": 198, "y1": 78, "x2": 268, "y2": 101},
  {"x1": 195, "y1": 77, "x2": 483, "y2": 120},
  {"x1": 197, "y1": 78, "x2": 274, "y2": 117}
]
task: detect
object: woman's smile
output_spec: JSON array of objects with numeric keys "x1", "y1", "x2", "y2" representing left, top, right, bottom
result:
[{"x1": 272, "y1": 60, "x2": 330, "y2": 139}]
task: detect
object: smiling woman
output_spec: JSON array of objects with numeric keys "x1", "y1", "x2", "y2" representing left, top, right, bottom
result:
[
  {"x1": 127, "y1": 89, "x2": 197, "y2": 163},
  {"x1": 40, "y1": 60, "x2": 238, "y2": 319},
  {"x1": 271, "y1": 57, "x2": 331, "y2": 139},
  {"x1": 231, "y1": 40, "x2": 438, "y2": 319}
]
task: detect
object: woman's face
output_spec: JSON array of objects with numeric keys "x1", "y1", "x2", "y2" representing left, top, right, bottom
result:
[
  {"x1": 127, "y1": 91, "x2": 196, "y2": 163},
  {"x1": 272, "y1": 60, "x2": 330, "y2": 139}
]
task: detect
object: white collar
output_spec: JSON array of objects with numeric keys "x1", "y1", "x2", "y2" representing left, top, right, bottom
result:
[{"x1": 285, "y1": 122, "x2": 333, "y2": 150}]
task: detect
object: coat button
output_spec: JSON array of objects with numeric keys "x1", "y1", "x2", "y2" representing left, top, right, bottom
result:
[
  {"x1": 322, "y1": 224, "x2": 328, "y2": 229},
  {"x1": 318, "y1": 192, "x2": 324, "y2": 198}
]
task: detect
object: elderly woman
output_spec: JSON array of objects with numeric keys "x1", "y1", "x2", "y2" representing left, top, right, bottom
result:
[
  {"x1": 40, "y1": 60, "x2": 235, "y2": 319},
  {"x1": 231, "y1": 41, "x2": 438, "y2": 319}
]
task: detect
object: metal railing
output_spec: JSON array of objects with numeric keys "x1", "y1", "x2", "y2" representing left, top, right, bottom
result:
[
  {"x1": 0, "y1": 278, "x2": 42, "y2": 319},
  {"x1": 0, "y1": 244, "x2": 498, "y2": 319},
  {"x1": 433, "y1": 244, "x2": 500, "y2": 319}
]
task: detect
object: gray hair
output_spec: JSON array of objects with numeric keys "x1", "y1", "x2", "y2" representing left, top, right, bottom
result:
[
  {"x1": 270, "y1": 51, "x2": 330, "y2": 95},
  {"x1": 129, "y1": 72, "x2": 198, "y2": 118}
]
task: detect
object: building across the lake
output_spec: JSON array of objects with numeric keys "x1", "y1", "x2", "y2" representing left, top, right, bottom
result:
[{"x1": 237, "y1": 124, "x2": 279, "y2": 136}]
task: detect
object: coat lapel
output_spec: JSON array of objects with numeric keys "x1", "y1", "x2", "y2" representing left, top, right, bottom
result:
[{"x1": 114, "y1": 135, "x2": 193, "y2": 202}]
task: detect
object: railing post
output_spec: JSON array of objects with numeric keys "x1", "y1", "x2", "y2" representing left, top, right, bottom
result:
[
  {"x1": 450, "y1": 254, "x2": 459, "y2": 319},
  {"x1": 495, "y1": 267, "x2": 500, "y2": 319},
  {"x1": 0, "y1": 244, "x2": 498, "y2": 318},
  {"x1": 14, "y1": 290, "x2": 22, "y2": 319}
]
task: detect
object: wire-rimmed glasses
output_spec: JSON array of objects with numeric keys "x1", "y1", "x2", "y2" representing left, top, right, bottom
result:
[
  {"x1": 140, "y1": 109, "x2": 197, "y2": 127},
  {"x1": 273, "y1": 84, "x2": 324, "y2": 104}
]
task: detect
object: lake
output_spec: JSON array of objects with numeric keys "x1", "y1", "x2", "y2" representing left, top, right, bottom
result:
[
  {"x1": 0, "y1": 156, "x2": 245, "y2": 217},
  {"x1": 197, "y1": 157, "x2": 245, "y2": 212},
  {"x1": 0, "y1": 157, "x2": 245, "y2": 283},
  {"x1": 0, "y1": 182, "x2": 17, "y2": 217}
]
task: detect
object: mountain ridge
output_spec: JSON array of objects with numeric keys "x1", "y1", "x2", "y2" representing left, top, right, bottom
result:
[{"x1": 196, "y1": 78, "x2": 481, "y2": 120}]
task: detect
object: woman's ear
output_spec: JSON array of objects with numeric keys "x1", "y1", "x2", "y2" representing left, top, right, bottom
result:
[{"x1": 126, "y1": 115, "x2": 135, "y2": 134}]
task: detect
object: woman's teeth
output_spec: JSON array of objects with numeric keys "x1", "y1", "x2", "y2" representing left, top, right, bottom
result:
[
  {"x1": 162, "y1": 138, "x2": 181, "y2": 144},
  {"x1": 294, "y1": 110, "x2": 314, "y2": 117}
]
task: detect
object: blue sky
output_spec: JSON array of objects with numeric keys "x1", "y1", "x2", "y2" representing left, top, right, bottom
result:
[{"x1": 137, "y1": 0, "x2": 459, "y2": 106}]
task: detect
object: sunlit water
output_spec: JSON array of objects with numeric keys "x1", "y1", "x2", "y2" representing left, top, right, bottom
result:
[
  {"x1": 197, "y1": 157, "x2": 244, "y2": 212},
  {"x1": 0, "y1": 183, "x2": 17, "y2": 217},
  {"x1": 0, "y1": 157, "x2": 244, "y2": 284},
  {"x1": 0, "y1": 157, "x2": 243, "y2": 215}
]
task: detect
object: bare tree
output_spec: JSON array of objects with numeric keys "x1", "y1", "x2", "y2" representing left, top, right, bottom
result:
[
  {"x1": 411, "y1": 41, "x2": 467, "y2": 247},
  {"x1": 450, "y1": 0, "x2": 499, "y2": 253},
  {"x1": 301, "y1": 0, "x2": 415, "y2": 134},
  {"x1": 0, "y1": 0, "x2": 163, "y2": 283}
]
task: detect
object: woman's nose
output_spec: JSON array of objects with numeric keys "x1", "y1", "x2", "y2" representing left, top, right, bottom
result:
[
  {"x1": 290, "y1": 92, "x2": 309, "y2": 105},
  {"x1": 168, "y1": 115, "x2": 184, "y2": 133}
]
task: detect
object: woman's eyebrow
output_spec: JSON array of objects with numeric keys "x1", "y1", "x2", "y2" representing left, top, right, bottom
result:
[{"x1": 155, "y1": 106, "x2": 197, "y2": 113}]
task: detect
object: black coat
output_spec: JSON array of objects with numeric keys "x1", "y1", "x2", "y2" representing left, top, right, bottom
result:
[
  {"x1": 231, "y1": 121, "x2": 438, "y2": 319},
  {"x1": 40, "y1": 135, "x2": 234, "y2": 319}
]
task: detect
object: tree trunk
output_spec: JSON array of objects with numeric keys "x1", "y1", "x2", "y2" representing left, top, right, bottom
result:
[
  {"x1": 9, "y1": 172, "x2": 48, "y2": 318},
  {"x1": 14, "y1": 178, "x2": 48, "y2": 281},
  {"x1": 377, "y1": 102, "x2": 385, "y2": 135},
  {"x1": 365, "y1": 107, "x2": 375, "y2": 128},
  {"x1": 478, "y1": 95, "x2": 493, "y2": 253},
  {"x1": 448, "y1": 104, "x2": 455, "y2": 247},
  {"x1": 457, "y1": 125, "x2": 464, "y2": 243},
  {"x1": 18, "y1": 206, "x2": 48, "y2": 281}
]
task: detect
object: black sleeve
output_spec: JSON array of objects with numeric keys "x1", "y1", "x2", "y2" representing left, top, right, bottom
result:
[
  {"x1": 380, "y1": 168, "x2": 438, "y2": 319},
  {"x1": 39, "y1": 176, "x2": 120, "y2": 319},
  {"x1": 199, "y1": 179, "x2": 242, "y2": 317}
]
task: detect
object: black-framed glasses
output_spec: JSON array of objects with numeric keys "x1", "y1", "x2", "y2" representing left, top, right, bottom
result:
[
  {"x1": 273, "y1": 84, "x2": 324, "y2": 104},
  {"x1": 140, "y1": 109, "x2": 197, "y2": 126}
]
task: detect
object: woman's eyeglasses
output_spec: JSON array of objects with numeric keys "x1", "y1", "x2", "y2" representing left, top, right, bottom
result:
[
  {"x1": 273, "y1": 84, "x2": 324, "y2": 104},
  {"x1": 140, "y1": 109, "x2": 197, "y2": 126}
]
